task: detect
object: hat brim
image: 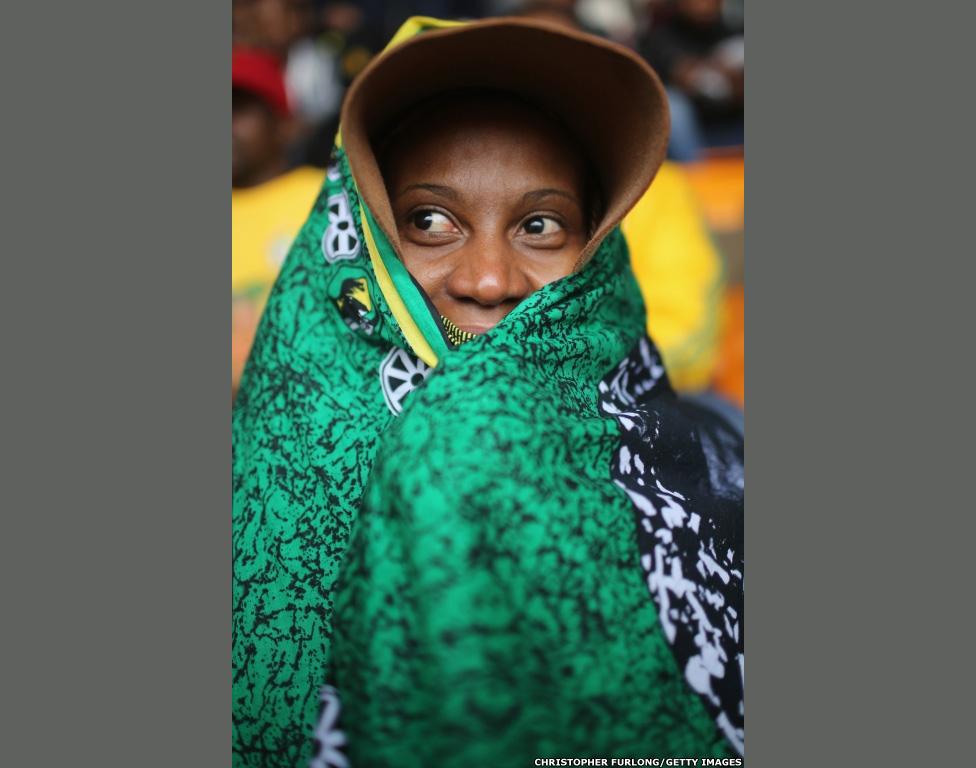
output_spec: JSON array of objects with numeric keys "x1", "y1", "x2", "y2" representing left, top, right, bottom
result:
[{"x1": 340, "y1": 17, "x2": 670, "y2": 267}]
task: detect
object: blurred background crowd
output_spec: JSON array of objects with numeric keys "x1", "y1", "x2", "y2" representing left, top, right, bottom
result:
[{"x1": 232, "y1": 0, "x2": 744, "y2": 410}]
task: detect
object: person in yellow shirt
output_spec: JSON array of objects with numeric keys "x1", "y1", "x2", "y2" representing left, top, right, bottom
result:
[
  {"x1": 623, "y1": 160, "x2": 724, "y2": 394},
  {"x1": 232, "y1": 48, "x2": 325, "y2": 393}
]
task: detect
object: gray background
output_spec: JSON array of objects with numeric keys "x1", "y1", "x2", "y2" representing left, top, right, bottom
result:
[
  {"x1": 1, "y1": 1, "x2": 230, "y2": 764},
  {"x1": 1, "y1": 0, "x2": 972, "y2": 765}
]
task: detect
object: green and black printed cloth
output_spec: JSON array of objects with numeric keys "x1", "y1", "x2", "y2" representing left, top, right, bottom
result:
[{"x1": 233, "y1": 20, "x2": 744, "y2": 768}]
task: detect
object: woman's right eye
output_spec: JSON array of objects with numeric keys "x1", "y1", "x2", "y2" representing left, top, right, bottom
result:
[{"x1": 411, "y1": 211, "x2": 456, "y2": 233}]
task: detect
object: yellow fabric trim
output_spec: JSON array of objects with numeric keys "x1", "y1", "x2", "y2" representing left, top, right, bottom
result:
[
  {"x1": 339, "y1": 16, "x2": 464, "y2": 369},
  {"x1": 359, "y1": 210, "x2": 440, "y2": 368},
  {"x1": 384, "y1": 16, "x2": 467, "y2": 51}
]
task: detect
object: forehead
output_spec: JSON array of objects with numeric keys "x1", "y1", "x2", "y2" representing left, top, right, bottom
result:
[{"x1": 380, "y1": 95, "x2": 586, "y2": 193}]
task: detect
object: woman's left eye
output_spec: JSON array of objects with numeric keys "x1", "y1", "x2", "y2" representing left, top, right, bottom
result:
[{"x1": 522, "y1": 216, "x2": 562, "y2": 236}]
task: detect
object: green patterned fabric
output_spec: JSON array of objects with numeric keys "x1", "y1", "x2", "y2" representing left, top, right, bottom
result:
[{"x1": 233, "y1": 21, "x2": 744, "y2": 768}]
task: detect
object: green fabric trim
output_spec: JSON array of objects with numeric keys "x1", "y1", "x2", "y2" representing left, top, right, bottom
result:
[{"x1": 361, "y1": 203, "x2": 451, "y2": 361}]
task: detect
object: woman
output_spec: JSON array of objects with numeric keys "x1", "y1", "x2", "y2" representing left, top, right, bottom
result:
[{"x1": 233, "y1": 16, "x2": 744, "y2": 767}]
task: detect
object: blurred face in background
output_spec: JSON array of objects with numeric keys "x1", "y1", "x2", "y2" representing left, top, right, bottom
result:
[
  {"x1": 677, "y1": 0, "x2": 723, "y2": 26},
  {"x1": 381, "y1": 96, "x2": 591, "y2": 336},
  {"x1": 232, "y1": 88, "x2": 285, "y2": 188},
  {"x1": 232, "y1": 0, "x2": 310, "y2": 52}
]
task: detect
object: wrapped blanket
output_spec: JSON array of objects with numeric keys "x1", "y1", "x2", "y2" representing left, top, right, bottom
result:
[{"x1": 233, "y1": 17, "x2": 744, "y2": 767}]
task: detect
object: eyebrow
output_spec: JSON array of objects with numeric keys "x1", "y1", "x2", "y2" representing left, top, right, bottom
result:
[
  {"x1": 395, "y1": 183, "x2": 459, "y2": 201},
  {"x1": 394, "y1": 184, "x2": 582, "y2": 210}
]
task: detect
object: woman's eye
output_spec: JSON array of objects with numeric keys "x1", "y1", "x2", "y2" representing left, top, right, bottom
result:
[
  {"x1": 522, "y1": 216, "x2": 562, "y2": 236},
  {"x1": 411, "y1": 211, "x2": 455, "y2": 233}
]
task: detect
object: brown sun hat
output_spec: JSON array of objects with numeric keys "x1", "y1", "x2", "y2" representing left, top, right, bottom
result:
[{"x1": 340, "y1": 17, "x2": 670, "y2": 266}]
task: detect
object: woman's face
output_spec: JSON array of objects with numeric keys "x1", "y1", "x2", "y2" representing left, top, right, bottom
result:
[{"x1": 382, "y1": 98, "x2": 589, "y2": 336}]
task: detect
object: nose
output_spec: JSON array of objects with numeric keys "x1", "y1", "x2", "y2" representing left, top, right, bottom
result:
[{"x1": 444, "y1": 236, "x2": 532, "y2": 308}]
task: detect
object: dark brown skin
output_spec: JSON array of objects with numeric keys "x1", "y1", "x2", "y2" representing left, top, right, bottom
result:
[
  {"x1": 232, "y1": 88, "x2": 289, "y2": 189},
  {"x1": 232, "y1": 0, "x2": 307, "y2": 53},
  {"x1": 382, "y1": 98, "x2": 589, "y2": 336}
]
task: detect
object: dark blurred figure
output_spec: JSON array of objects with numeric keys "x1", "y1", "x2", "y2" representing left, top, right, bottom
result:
[
  {"x1": 510, "y1": 0, "x2": 580, "y2": 30},
  {"x1": 299, "y1": 2, "x2": 382, "y2": 167},
  {"x1": 232, "y1": 50, "x2": 293, "y2": 188},
  {"x1": 640, "y1": 0, "x2": 743, "y2": 161},
  {"x1": 370, "y1": 1, "x2": 487, "y2": 37},
  {"x1": 232, "y1": 49, "x2": 325, "y2": 394}
]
